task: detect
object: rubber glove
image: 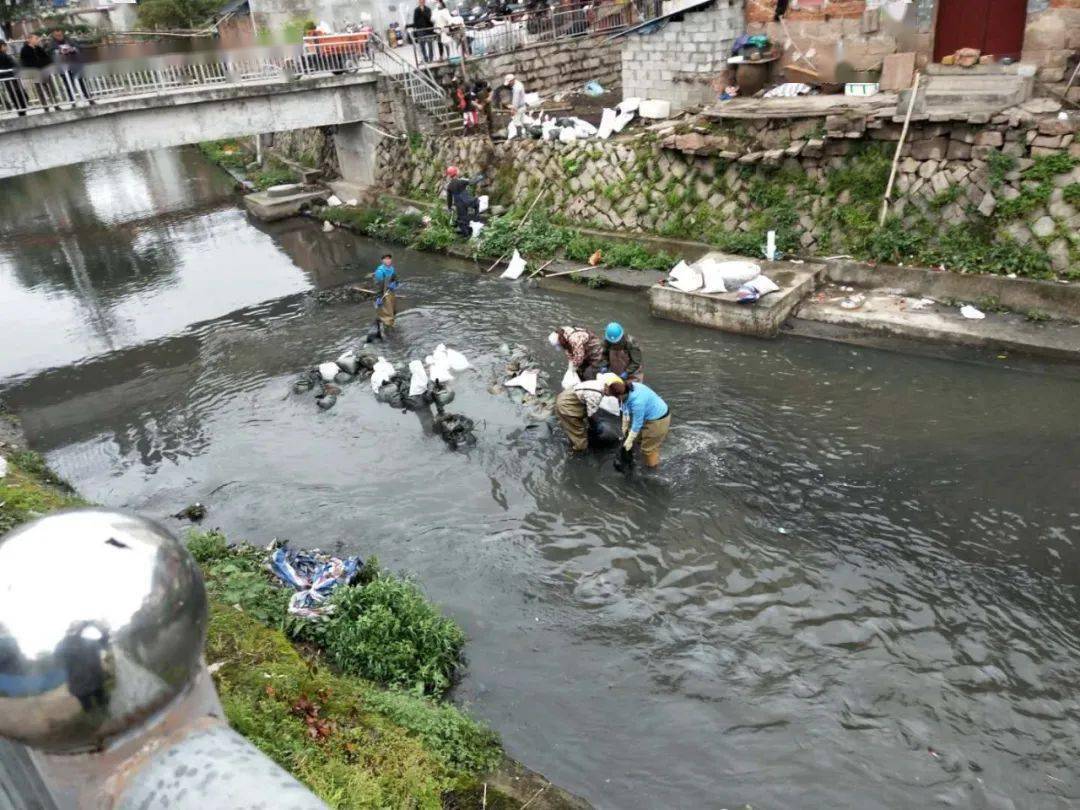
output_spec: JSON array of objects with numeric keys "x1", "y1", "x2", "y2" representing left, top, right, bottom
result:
[
  {"x1": 375, "y1": 296, "x2": 383, "y2": 308},
  {"x1": 622, "y1": 430, "x2": 638, "y2": 452},
  {"x1": 600, "y1": 366, "x2": 609, "y2": 373},
  {"x1": 621, "y1": 414, "x2": 630, "y2": 437},
  {"x1": 619, "y1": 371, "x2": 628, "y2": 380}
]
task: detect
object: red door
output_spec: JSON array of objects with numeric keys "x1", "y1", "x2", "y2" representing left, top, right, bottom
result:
[{"x1": 933, "y1": 0, "x2": 1027, "y2": 62}]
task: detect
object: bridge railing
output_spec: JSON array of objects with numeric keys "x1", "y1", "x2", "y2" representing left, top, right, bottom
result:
[
  {"x1": 408, "y1": 1, "x2": 640, "y2": 67},
  {"x1": 0, "y1": 41, "x2": 374, "y2": 120}
]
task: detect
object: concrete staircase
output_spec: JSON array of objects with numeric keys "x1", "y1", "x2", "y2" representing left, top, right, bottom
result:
[{"x1": 900, "y1": 64, "x2": 1035, "y2": 114}]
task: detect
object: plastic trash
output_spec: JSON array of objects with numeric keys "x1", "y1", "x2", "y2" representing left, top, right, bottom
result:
[
  {"x1": 505, "y1": 368, "x2": 539, "y2": 395},
  {"x1": 408, "y1": 359, "x2": 430, "y2": 397},
  {"x1": 469, "y1": 221, "x2": 485, "y2": 238},
  {"x1": 596, "y1": 108, "x2": 617, "y2": 140},
  {"x1": 960, "y1": 305, "x2": 986, "y2": 320},
  {"x1": 478, "y1": 195, "x2": 489, "y2": 213},
  {"x1": 319, "y1": 361, "x2": 340, "y2": 382},
  {"x1": 501, "y1": 249, "x2": 528, "y2": 280},
  {"x1": 326, "y1": 195, "x2": 343, "y2": 207},
  {"x1": 371, "y1": 357, "x2": 395, "y2": 390},
  {"x1": 763, "y1": 82, "x2": 812, "y2": 98},
  {"x1": 617, "y1": 97, "x2": 642, "y2": 114},
  {"x1": 584, "y1": 80, "x2": 604, "y2": 96},
  {"x1": 270, "y1": 544, "x2": 361, "y2": 618},
  {"x1": 322, "y1": 220, "x2": 334, "y2": 232},
  {"x1": 668, "y1": 260, "x2": 703, "y2": 293},
  {"x1": 561, "y1": 361, "x2": 582, "y2": 391}
]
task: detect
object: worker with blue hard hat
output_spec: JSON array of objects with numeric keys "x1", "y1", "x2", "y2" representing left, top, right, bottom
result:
[{"x1": 601, "y1": 322, "x2": 643, "y2": 382}]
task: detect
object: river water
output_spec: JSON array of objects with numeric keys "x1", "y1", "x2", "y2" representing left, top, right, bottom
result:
[{"x1": 2, "y1": 148, "x2": 1080, "y2": 810}]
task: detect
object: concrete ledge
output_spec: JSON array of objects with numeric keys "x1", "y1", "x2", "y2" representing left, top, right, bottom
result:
[
  {"x1": 798, "y1": 291, "x2": 1080, "y2": 360},
  {"x1": 649, "y1": 261, "x2": 820, "y2": 337},
  {"x1": 822, "y1": 259, "x2": 1080, "y2": 323},
  {"x1": 244, "y1": 189, "x2": 328, "y2": 222}
]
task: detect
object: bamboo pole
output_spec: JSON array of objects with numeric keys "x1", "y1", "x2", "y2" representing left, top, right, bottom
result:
[{"x1": 879, "y1": 71, "x2": 921, "y2": 227}]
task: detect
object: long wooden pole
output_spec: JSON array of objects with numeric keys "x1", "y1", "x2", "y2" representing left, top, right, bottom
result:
[
  {"x1": 483, "y1": 188, "x2": 546, "y2": 273},
  {"x1": 879, "y1": 71, "x2": 921, "y2": 227}
]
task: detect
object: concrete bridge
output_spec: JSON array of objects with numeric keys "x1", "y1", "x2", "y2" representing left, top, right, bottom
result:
[{"x1": 0, "y1": 70, "x2": 383, "y2": 182}]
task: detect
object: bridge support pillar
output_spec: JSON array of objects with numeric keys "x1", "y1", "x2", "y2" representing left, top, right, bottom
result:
[{"x1": 334, "y1": 122, "x2": 383, "y2": 189}]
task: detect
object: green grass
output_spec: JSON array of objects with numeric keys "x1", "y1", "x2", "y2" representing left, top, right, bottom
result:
[
  {"x1": 198, "y1": 139, "x2": 250, "y2": 171},
  {"x1": 0, "y1": 450, "x2": 82, "y2": 535}
]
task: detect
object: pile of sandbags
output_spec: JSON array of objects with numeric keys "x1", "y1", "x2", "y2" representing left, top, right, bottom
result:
[
  {"x1": 507, "y1": 98, "x2": 641, "y2": 143},
  {"x1": 292, "y1": 349, "x2": 376, "y2": 411},
  {"x1": 665, "y1": 258, "x2": 780, "y2": 303}
]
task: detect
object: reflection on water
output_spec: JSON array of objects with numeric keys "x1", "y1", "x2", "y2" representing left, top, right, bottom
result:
[{"x1": 3, "y1": 150, "x2": 1080, "y2": 810}]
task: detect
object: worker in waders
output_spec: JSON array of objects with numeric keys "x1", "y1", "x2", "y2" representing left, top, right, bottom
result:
[
  {"x1": 604, "y1": 378, "x2": 670, "y2": 469},
  {"x1": 369, "y1": 253, "x2": 398, "y2": 342},
  {"x1": 555, "y1": 373, "x2": 622, "y2": 453},
  {"x1": 600, "y1": 322, "x2": 643, "y2": 382},
  {"x1": 445, "y1": 166, "x2": 483, "y2": 237}
]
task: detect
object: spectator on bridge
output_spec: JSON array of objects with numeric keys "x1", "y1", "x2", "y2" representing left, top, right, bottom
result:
[
  {"x1": 412, "y1": 0, "x2": 436, "y2": 62},
  {"x1": 48, "y1": 29, "x2": 93, "y2": 106},
  {"x1": 19, "y1": 34, "x2": 58, "y2": 112},
  {"x1": 0, "y1": 41, "x2": 28, "y2": 116},
  {"x1": 432, "y1": 0, "x2": 454, "y2": 60}
]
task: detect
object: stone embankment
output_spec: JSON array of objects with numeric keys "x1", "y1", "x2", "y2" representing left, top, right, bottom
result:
[{"x1": 376, "y1": 97, "x2": 1079, "y2": 278}]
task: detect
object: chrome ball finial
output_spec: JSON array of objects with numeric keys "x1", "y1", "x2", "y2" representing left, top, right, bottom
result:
[{"x1": 0, "y1": 509, "x2": 207, "y2": 752}]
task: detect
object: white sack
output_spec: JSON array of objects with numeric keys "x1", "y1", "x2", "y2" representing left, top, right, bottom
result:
[
  {"x1": 319, "y1": 361, "x2": 340, "y2": 382},
  {"x1": 500, "y1": 249, "x2": 528, "y2": 280},
  {"x1": 597, "y1": 107, "x2": 617, "y2": 139},
  {"x1": 668, "y1": 260, "x2": 703, "y2": 293},
  {"x1": 408, "y1": 360, "x2": 430, "y2": 396},
  {"x1": 561, "y1": 361, "x2": 582, "y2": 391},
  {"x1": 505, "y1": 368, "x2": 539, "y2": 395},
  {"x1": 371, "y1": 357, "x2": 395, "y2": 390}
]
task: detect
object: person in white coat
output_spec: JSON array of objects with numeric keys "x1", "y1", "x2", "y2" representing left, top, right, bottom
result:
[{"x1": 432, "y1": 0, "x2": 456, "y2": 60}]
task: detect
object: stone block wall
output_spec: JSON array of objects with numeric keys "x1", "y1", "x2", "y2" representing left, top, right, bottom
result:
[
  {"x1": 621, "y1": 1, "x2": 744, "y2": 112},
  {"x1": 428, "y1": 35, "x2": 623, "y2": 100},
  {"x1": 375, "y1": 98, "x2": 1080, "y2": 276},
  {"x1": 1022, "y1": 1, "x2": 1080, "y2": 84}
]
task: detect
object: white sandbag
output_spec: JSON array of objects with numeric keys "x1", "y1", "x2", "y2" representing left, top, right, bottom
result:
[
  {"x1": 559, "y1": 127, "x2": 578, "y2": 143},
  {"x1": 478, "y1": 195, "x2": 489, "y2": 213},
  {"x1": 698, "y1": 266, "x2": 727, "y2": 294},
  {"x1": 701, "y1": 259, "x2": 760, "y2": 290},
  {"x1": 346, "y1": 198, "x2": 358, "y2": 206},
  {"x1": 572, "y1": 117, "x2": 598, "y2": 136},
  {"x1": 505, "y1": 368, "x2": 539, "y2": 395},
  {"x1": 746, "y1": 274, "x2": 780, "y2": 295},
  {"x1": 319, "y1": 361, "x2": 340, "y2": 382},
  {"x1": 960, "y1": 305, "x2": 985, "y2": 320},
  {"x1": 524, "y1": 91, "x2": 542, "y2": 107},
  {"x1": 500, "y1": 249, "x2": 528, "y2": 280},
  {"x1": 612, "y1": 110, "x2": 634, "y2": 133},
  {"x1": 0, "y1": 455, "x2": 7, "y2": 479},
  {"x1": 336, "y1": 349, "x2": 359, "y2": 374},
  {"x1": 408, "y1": 360, "x2": 430, "y2": 396},
  {"x1": 322, "y1": 220, "x2": 334, "y2": 232},
  {"x1": 598, "y1": 395, "x2": 621, "y2": 416},
  {"x1": 469, "y1": 221, "x2": 485, "y2": 238},
  {"x1": 668, "y1": 260, "x2": 703, "y2": 293},
  {"x1": 326, "y1": 194, "x2": 343, "y2": 207},
  {"x1": 561, "y1": 361, "x2": 582, "y2": 391},
  {"x1": 427, "y1": 345, "x2": 454, "y2": 382},
  {"x1": 597, "y1": 107, "x2": 617, "y2": 140},
  {"x1": 444, "y1": 346, "x2": 470, "y2": 371},
  {"x1": 617, "y1": 97, "x2": 641, "y2": 114},
  {"x1": 638, "y1": 99, "x2": 671, "y2": 119},
  {"x1": 507, "y1": 121, "x2": 518, "y2": 140},
  {"x1": 371, "y1": 357, "x2": 395, "y2": 390}
]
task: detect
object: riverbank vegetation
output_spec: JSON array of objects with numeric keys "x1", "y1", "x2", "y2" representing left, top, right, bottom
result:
[
  {"x1": 0, "y1": 439, "x2": 531, "y2": 808},
  {"x1": 198, "y1": 139, "x2": 298, "y2": 191}
]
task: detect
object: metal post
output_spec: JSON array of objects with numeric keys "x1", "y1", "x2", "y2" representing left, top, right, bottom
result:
[{"x1": 0, "y1": 510, "x2": 327, "y2": 810}]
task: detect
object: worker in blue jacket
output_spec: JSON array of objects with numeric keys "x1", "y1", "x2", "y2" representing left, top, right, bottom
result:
[
  {"x1": 603, "y1": 378, "x2": 670, "y2": 468},
  {"x1": 369, "y1": 253, "x2": 399, "y2": 341}
]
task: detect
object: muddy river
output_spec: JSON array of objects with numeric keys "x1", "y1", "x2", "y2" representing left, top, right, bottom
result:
[{"x1": 2, "y1": 148, "x2": 1079, "y2": 809}]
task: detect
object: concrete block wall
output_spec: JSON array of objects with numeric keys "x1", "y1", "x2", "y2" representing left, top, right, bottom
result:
[{"x1": 621, "y1": 0, "x2": 744, "y2": 112}]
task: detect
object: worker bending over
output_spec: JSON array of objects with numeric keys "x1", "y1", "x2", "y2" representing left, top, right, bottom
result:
[
  {"x1": 604, "y1": 378, "x2": 670, "y2": 468},
  {"x1": 601, "y1": 322, "x2": 643, "y2": 381},
  {"x1": 550, "y1": 325, "x2": 604, "y2": 381},
  {"x1": 555, "y1": 373, "x2": 621, "y2": 453}
]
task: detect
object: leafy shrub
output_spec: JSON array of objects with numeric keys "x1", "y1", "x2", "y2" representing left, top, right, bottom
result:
[
  {"x1": 251, "y1": 165, "x2": 295, "y2": 191},
  {"x1": 1063, "y1": 183, "x2": 1080, "y2": 207},
  {"x1": 199, "y1": 139, "x2": 249, "y2": 171},
  {"x1": 474, "y1": 211, "x2": 573, "y2": 259},
  {"x1": 995, "y1": 182, "x2": 1052, "y2": 219},
  {"x1": 564, "y1": 234, "x2": 675, "y2": 271},
  {"x1": 311, "y1": 569, "x2": 465, "y2": 696},
  {"x1": 1023, "y1": 153, "x2": 1079, "y2": 183}
]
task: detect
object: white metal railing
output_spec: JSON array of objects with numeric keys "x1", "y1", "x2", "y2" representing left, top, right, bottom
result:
[
  {"x1": 407, "y1": 1, "x2": 639, "y2": 66},
  {"x1": 367, "y1": 32, "x2": 462, "y2": 131},
  {"x1": 0, "y1": 41, "x2": 374, "y2": 119}
]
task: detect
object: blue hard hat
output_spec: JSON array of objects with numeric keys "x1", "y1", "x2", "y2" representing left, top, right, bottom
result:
[{"x1": 605, "y1": 322, "x2": 624, "y2": 343}]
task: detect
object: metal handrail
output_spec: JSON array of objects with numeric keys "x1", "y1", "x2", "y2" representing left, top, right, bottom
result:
[{"x1": 0, "y1": 42, "x2": 375, "y2": 120}]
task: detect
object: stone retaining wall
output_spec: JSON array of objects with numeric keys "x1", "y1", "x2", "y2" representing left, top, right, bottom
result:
[{"x1": 375, "y1": 98, "x2": 1080, "y2": 277}]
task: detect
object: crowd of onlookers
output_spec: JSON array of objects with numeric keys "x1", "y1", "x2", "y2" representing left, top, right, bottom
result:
[{"x1": 0, "y1": 29, "x2": 93, "y2": 116}]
